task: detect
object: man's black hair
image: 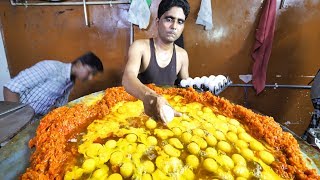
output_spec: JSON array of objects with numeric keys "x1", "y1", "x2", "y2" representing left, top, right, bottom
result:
[
  {"x1": 74, "y1": 51, "x2": 103, "y2": 72},
  {"x1": 157, "y1": 0, "x2": 190, "y2": 19}
]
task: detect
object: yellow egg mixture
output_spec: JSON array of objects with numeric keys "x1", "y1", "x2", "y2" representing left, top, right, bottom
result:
[{"x1": 64, "y1": 95, "x2": 282, "y2": 180}]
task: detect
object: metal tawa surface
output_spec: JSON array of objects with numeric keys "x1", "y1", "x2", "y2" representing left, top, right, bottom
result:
[
  {"x1": 0, "y1": 101, "x2": 27, "y2": 116},
  {"x1": 0, "y1": 103, "x2": 34, "y2": 144},
  {"x1": 0, "y1": 91, "x2": 319, "y2": 179}
]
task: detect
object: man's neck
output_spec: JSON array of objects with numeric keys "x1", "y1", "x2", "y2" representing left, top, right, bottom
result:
[
  {"x1": 70, "y1": 63, "x2": 76, "y2": 82},
  {"x1": 154, "y1": 37, "x2": 174, "y2": 52}
]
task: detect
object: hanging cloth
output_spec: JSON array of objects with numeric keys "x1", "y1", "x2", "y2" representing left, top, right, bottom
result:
[
  {"x1": 252, "y1": 0, "x2": 277, "y2": 94},
  {"x1": 196, "y1": 0, "x2": 213, "y2": 30},
  {"x1": 128, "y1": 0, "x2": 151, "y2": 29}
]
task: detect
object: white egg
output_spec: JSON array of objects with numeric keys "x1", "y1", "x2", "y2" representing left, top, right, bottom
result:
[
  {"x1": 208, "y1": 81, "x2": 216, "y2": 92},
  {"x1": 209, "y1": 80, "x2": 219, "y2": 92},
  {"x1": 185, "y1": 78, "x2": 192, "y2": 87},
  {"x1": 214, "y1": 80, "x2": 222, "y2": 90},
  {"x1": 214, "y1": 76, "x2": 222, "y2": 81},
  {"x1": 187, "y1": 77, "x2": 193, "y2": 82},
  {"x1": 209, "y1": 75, "x2": 216, "y2": 80},
  {"x1": 200, "y1": 76, "x2": 207, "y2": 84},
  {"x1": 162, "y1": 105, "x2": 174, "y2": 123},
  {"x1": 213, "y1": 79, "x2": 222, "y2": 88},
  {"x1": 204, "y1": 78, "x2": 211, "y2": 87},
  {"x1": 194, "y1": 77, "x2": 202, "y2": 88},
  {"x1": 180, "y1": 79, "x2": 188, "y2": 87},
  {"x1": 216, "y1": 75, "x2": 227, "y2": 85},
  {"x1": 188, "y1": 79, "x2": 195, "y2": 87}
]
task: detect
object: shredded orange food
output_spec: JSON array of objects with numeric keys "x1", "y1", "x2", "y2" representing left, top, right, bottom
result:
[{"x1": 21, "y1": 85, "x2": 319, "y2": 179}]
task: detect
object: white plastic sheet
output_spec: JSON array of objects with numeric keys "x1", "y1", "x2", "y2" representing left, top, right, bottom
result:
[
  {"x1": 128, "y1": 0, "x2": 151, "y2": 29},
  {"x1": 196, "y1": 0, "x2": 213, "y2": 30}
]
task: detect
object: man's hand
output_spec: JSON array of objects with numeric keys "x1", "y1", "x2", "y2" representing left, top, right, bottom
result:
[
  {"x1": 143, "y1": 93, "x2": 181, "y2": 125},
  {"x1": 3, "y1": 87, "x2": 20, "y2": 102}
]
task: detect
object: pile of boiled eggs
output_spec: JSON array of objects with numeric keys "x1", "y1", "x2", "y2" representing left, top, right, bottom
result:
[{"x1": 180, "y1": 75, "x2": 231, "y2": 94}]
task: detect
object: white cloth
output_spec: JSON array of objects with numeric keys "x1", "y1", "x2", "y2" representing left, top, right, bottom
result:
[
  {"x1": 128, "y1": 0, "x2": 151, "y2": 29},
  {"x1": 196, "y1": 0, "x2": 213, "y2": 30},
  {"x1": 239, "y1": 74, "x2": 253, "y2": 84}
]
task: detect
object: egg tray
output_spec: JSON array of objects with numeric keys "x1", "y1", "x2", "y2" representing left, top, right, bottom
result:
[
  {"x1": 206, "y1": 77, "x2": 233, "y2": 96},
  {"x1": 178, "y1": 76, "x2": 233, "y2": 96},
  {"x1": 307, "y1": 128, "x2": 320, "y2": 149}
]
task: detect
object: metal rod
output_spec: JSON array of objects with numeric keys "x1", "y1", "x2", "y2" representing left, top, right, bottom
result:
[
  {"x1": 10, "y1": 0, "x2": 130, "y2": 6},
  {"x1": 130, "y1": 23, "x2": 133, "y2": 45},
  {"x1": 83, "y1": 0, "x2": 89, "y2": 26},
  {"x1": 230, "y1": 83, "x2": 311, "y2": 89}
]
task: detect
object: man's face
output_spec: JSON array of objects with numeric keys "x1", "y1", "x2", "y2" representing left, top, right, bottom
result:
[
  {"x1": 76, "y1": 63, "x2": 97, "y2": 82},
  {"x1": 157, "y1": 7, "x2": 186, "y2": 43}
]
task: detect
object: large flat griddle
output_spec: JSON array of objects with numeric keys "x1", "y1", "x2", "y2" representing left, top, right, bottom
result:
[
  {"x1": 0, "y1": 101, "x2": 34, "y2": 144},
  {"x1": 0, "y1": 92, "x2": 319, "y2": 180}
]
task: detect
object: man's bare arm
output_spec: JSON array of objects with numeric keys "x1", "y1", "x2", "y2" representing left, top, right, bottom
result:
[
  {"x1": 178, "y1": 50, "x2": 190, "y2": 80},
  {"x1": 122, "y1": 41, "x2": 159, "y2": 101},
  {"x1": 122, "y1": 41, "x2": 180, "y2": 123},
  {"x1": 3, "y1": 87, "x2": 20, "y2": 102}
]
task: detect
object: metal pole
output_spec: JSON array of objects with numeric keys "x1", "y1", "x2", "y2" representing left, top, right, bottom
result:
[
  {"x1": 83, "y1": 0, "x2": 89, "y2": 26},
  {"x1": 130, "y1": 23, "x2": 134, "y2": 45},
  {"x1": 230, "y1": 83, "x2": 311, "y2": 89},
  {"x1": 10, "y1": 0, "x2": 130, "y2": 6}
]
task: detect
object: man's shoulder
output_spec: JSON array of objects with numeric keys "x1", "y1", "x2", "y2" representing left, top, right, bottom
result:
[
  {"x1": 175, "y1": 45, "x2": 188, "y2": 59},
  {"x1": 131, "y1": 39, "x2": 150, "y2": 48},
  {"x1": 36, "y1": 60, "x2": 63, "y2": 66},
  {"x1": 34, "y1": 60, "x2": 67, "y2": 72}
]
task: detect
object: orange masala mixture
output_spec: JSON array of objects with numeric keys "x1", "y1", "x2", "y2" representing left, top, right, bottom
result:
[{"x1": 21, "y1": 85, "x2": 319, "y2": 179}]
